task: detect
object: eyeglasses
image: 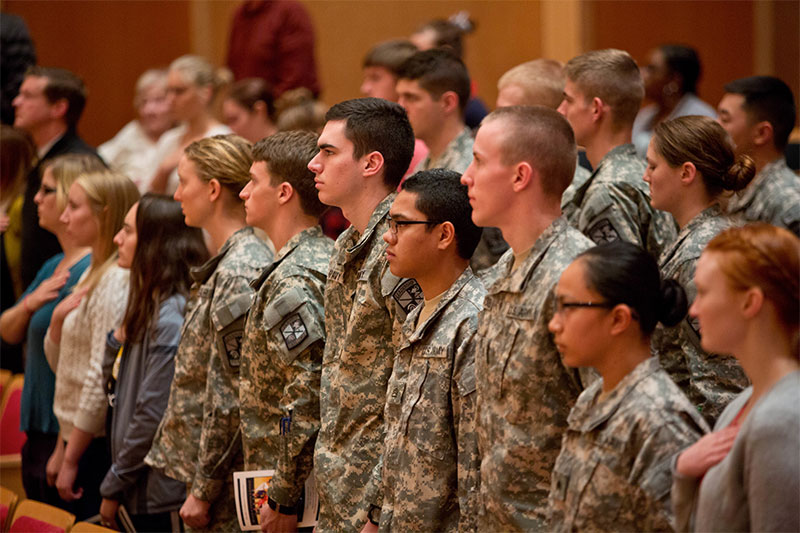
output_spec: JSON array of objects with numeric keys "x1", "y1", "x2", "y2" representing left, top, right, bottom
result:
[
  {"x1": 386, "y1": 215, "x2": 440, "y2": 236},
  {"x1": 38, "y1": 184, "x2": 56, "y2": 196},
  {"x1": 551, "y1": 298, "x2": 615, "y2": 316}
]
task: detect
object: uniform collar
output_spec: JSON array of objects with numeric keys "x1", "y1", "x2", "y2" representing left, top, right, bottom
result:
[
  {"x1": 191, "y1": 226, "x2": 255, "y2": 283},
  {"x1": 568, "y1": 357, "x2": 661, "y2": 432},
  {"x1": 400, "y1": 267, "x2": 477, "y2": 348}
]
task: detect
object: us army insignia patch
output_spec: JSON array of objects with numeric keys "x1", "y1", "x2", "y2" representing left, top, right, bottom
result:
[
  {"x1": 281, "y1": 313, "x2": 308, "y2": 350},
  {"x1": 587, "y1": 219, "x2": 620, "y2": 244},
  {"x1": 392, "y1": 278, "x2": 423, "y2": 314},
  {"x1": 222, "y1": 329, "x2": 243, "y2": 370}
]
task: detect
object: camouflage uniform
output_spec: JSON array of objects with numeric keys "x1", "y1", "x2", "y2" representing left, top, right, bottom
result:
[
  {"x1": 239, "y1": 226, "x2": 332, "y2": 510},
  {"x1": 414, "y1": 126, "x2": 473, "y2": 175},
  {"x1": 562, "y1": 143, "x2": 676, "y2": 257},
  {"x1": 549, "y1": 357, "x2": 709, "y2": 532},
  {"x1": 652, "y1": 205, "x2": 748, "y2": 425},
  {"x1": 314, "y1": 193, "x2": 422, "y2": 532},
  {"x1": 146, "y1": 227, "x2": 272, "y2": 531},
  {"x1": 476, "y1": 217, "x2": 593, "y2": 531},
  {"x1": 380, "y1": 267, "x2": 485, "y2": 533},
  {"x1": 726, "y1": 158, "x2": 800, "y2": 236},
  {"x1": 560, "y1": 164, "x2": 592, "y2": 211}
]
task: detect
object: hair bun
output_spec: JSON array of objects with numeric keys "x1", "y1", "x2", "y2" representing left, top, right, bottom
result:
[
  {"x1": 723, "y1": 154, "x2": 756, "y2": 192},
  {"x1": 658, "y1": 279, "x2": 688, "y2": 327}
]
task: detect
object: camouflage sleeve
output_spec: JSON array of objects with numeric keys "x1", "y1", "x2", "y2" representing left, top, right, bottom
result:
[
  {"x1": 581, "y1": 184, "x2": 645, "y2": 247},
  {"x1": 631, "y1": 420, "x2": 705, "y2": 530},
  {"x1": 264, "y1": 280, "x2": 325, "y2": 507},
  {"x1": 191, "y1": 274, "x2": 253, "y2": 502},
  {"x1": 452, "y1": 318, "x2": 480, "y2": 532},
  {"x1": 673, "y1": 259, "x2": 748, "y2": 423}
]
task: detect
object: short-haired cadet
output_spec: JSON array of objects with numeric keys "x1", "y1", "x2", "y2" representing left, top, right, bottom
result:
[
  {"x1": 307, "y1": 97, "x2": 422, "y2": 532},
  {"x1": 461, "y1": 106, "x2": 593, "y2": 530},
  {"x1": 718, "y1": 76, "x2": 799, "y2": 235},
  {"x1": 558, "y1": 49, "x2": 676, "y2": 256},
  {"x1": 495, "y1": 58, "x2": 592, "y2": 213},
  {"x1": 378, "y1": 169, "x2": 484, "y2": 532},
  {"x1": 238, "y1": 130, "x2": 333, "y2": 532}
]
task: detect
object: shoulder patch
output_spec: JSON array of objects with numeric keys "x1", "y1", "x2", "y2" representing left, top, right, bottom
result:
[
  {"x1": 587, "y1": 218, "x2": 620, "y2": 244},
  {"x1": 221, "y1": 325, "x2": 244, "y2": 371},
  {"x1": 280, "y1": 313, "x2": 308, "y2": 350},
  {"x1": 392, "y1": 278, "x2": 423, "y2": 314}
]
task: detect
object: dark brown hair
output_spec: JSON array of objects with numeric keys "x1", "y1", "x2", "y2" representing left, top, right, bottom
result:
[
  {"x1": 121, "y1": 194, "x2": 209, "y2": 342},
  {"x1": 653, "y1": 115, "x2": 756, "y2": 198},
  {"x1": 252, "y1": 130, "x2": 326, "y2": 217}
]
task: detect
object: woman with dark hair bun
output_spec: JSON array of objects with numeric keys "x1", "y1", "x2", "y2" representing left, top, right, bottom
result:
[
  {"x1": 673, "y1": 223, "x2": 799, "y2": 532},
  {"x1": 645, "y1": 115, "x2": 756, "y2": 425},
  {"x1": 97, "y1": 194, "x2": 208, "y2": 530},
  {"x1": 547, "y1": 241, "x2": 708, "y2": 531}
]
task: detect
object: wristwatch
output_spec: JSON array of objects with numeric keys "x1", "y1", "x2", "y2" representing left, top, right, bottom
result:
[
  {"x1": 367, "y1": 504, "x2": 381, "y2": 526},
  {"x1": 267, "y1": 496, "x2": 296, "y2": 516}
]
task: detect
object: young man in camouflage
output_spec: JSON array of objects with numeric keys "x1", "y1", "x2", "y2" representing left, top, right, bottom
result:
[
  {"x1": 717, "y1": 76, "x2": 799, "y2": 236},
  {"x1": 494, "y1": 58, "x2": 592, "y2": 213},
  {"x1": 558, "y1": 49, "x2": 676, "y2": 256},
  {"x1": 377, "y1": 169, "x2": 485, "y2": 532},
  {"x1": 396, "y1": 50, "x2": 505, "y2": 273},
  {"x1": 237, "y1": 130, "x2": 334, "y2": 532},
  {"x1": 460, "y1": 106, "x2": 594, "y2": 530},
  {"x1": 306, "y1": 98, "x2": 421, "y2": 532}
]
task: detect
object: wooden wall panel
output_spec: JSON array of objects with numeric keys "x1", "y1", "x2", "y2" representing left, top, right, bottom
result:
[
  {"x1": 4, "y1": 0, "x2": 191, "y2": 147},
  {"x1": 588, "y1": 0, "x2": 755, "y2": 109}
]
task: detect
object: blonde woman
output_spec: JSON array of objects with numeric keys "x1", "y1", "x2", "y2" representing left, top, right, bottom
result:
[
  {"x1": 0, "y1": 154, "x2": 104, "y2": 506},
  {"x1": 146, "y1": 135, "x2": 272, "y2": 531},
  {"x1": 44, "y1": 170, "x2": 139, "y2": 520},
  {"x1": 148, "y1": 55, "x2": 232, "y2": 195}
]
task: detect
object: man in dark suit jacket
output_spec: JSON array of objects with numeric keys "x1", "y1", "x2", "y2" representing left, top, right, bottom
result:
[{"x1": 13, "y1": 66, "x2": 100, "y2": 288}]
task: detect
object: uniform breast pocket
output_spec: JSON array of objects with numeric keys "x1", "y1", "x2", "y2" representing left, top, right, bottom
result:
[
  {"x1": 405, "y1": 351, "x2": 455, "y2": 462},
  {"x1": 574, "y1": 458, "x2": 630, "y2": 530}
]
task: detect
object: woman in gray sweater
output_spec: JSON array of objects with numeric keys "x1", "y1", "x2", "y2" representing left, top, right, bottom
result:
[
  {"x1": 98, "y1": 194, "x2": 208, "y2": 531},
  {"x1": 672, "y1": 223, "x2": 800, "y2": 531}
]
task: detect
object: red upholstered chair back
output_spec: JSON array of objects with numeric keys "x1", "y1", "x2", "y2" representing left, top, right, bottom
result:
[{"x1": 0, "y1": 376, "x2": 26, "y2": 457}]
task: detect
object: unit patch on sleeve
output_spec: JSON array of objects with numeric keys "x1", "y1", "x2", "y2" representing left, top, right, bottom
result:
[
  {"x1": 281, "y1": 313, "x2": 308, "y2": 350},
  {"x1": 222, "y1": 329, "x2": 243, "y2": 370},
  {"x1": 587, "y1": 219, "x2": 620, "y2": 244},
  {"x1": 392, "y1": 278, "x2": 423, "y2": 314}
]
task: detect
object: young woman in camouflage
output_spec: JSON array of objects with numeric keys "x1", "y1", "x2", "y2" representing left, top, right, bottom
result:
[
  {"x1": 145, "y1": 135, "x2": 272, "y2": 531},
  {"x1": 673, "y1": 224, "x2": 799, "y2": 532},
  {"x1": 645, "y1": 115, "x2": 756, "y2": 425},
  {"x1": 547, "y1": 242, "x2": 708, "y2": 531}
]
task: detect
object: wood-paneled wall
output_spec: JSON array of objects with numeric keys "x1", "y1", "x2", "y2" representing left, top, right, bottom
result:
[{"x1": 3, "y1": 0, "x2": 796, "y2": 148}]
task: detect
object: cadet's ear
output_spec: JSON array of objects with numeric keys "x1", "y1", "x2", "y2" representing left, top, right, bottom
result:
[
  {"x1": 512, "y1": 161, "x2": 535, "y2": 192},
  {"x1": 277, "y1": 182, "x2": 294, "y2": 205},
  {"x1": 362, "y1": 151, "x2": 385, "y2": 178},
  {"x1": 437, "y1": 221, "x2": 456, "y2": 251}
]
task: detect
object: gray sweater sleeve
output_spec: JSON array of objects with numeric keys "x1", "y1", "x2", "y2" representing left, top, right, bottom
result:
[{"x1": 99, "y1": 297, "x2": 184, "y2": 499}]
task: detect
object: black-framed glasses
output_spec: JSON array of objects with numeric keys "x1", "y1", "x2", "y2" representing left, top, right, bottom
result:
[
  {"x1": 386, "y1": 215, "x2": 440, "y2": 236},
  {"x1": 38, "y1": 184, "x2": 56, "y2": 196},
  {"x1": 551, "y1": 298, "x2": 615, "y2": 316}
]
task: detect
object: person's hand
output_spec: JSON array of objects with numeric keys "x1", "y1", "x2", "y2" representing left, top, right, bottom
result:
[
  {"x1": 261, "y1": 504, "x2": 298, "y2": 533},
  {"x1": 113, "y1": 326, "x2": 126, "y2": 344},
  {"x1": 100, "y1": 498, "x2": 120, "y2": 530},
  {"x1": 56, "y1": 458, "x2": 83, "y2": 501},
  {"x1": 360, "y1": 520, "x2": 379, "y2": 533},
  {"x1": 51, "y1": 285, "x2": 88, "y2": 326},
  {"x1": 45, "y1": 441, "x2": 64, "y2": 487},
  {"x1": 676, "y1": 425, "x2": 740, "y2": 478},
  {"x1": 0, "y1": 213, "x2": 10, "y2": 233},
  {"x1": 180, "y1": 494, "x2": 211, "y2": 529},
  {"x1": 26, "y1": 270, "x2": 70, "y2": 313}
]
